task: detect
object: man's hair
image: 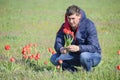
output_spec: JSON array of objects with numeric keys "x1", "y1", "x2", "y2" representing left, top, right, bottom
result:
[{"x1": 66, "y1": 5, "x2": 81, "y2": 16}]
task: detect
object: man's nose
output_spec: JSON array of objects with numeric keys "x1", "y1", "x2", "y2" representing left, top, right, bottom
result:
[{"x1": 69, "y1": 19, "x2": 73, "y2": 23}]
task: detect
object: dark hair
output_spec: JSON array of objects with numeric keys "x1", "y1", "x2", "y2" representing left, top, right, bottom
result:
[{"x1": 66, "y1": 5, "x2": 81, "y2": 16}]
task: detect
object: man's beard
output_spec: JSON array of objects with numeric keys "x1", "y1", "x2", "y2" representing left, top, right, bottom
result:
[{"x1": 70, "y1": 26, "x2": 77, "y2": 31}]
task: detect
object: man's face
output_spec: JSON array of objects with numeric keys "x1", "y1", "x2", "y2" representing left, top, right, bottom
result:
[{"x1": 67, "y1": 14, "x2": 81, "y2": 29}]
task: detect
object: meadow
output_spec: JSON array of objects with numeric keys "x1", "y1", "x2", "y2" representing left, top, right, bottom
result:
[{"x1": 0, "y1": 0, "x2": 120, "y2": 80}]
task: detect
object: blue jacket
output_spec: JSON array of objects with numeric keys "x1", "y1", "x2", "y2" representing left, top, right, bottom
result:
[{"x1": 54, "y1": 10, "x2": 101, "y2": 54}]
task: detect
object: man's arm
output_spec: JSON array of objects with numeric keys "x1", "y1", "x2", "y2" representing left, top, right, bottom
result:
[
  {"x1": 54, "y1": 26, "x2": 65, "y2": 53},
  {"x1": 79, "y1": 20, "x2": 100, "y2": 53}
]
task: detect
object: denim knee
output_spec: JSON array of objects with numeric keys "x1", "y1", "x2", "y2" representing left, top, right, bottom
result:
[
  {"x1": 80, "y1": 52, "x2": 101, "y2": 71},
  {"x1": 50, "y1": 54, "x2": 59, "y2": 66},
  {"x1": 80, "y1": 52, "x2": 93, "y2": 71},
  {"x1": 80, "y1": 52, "x2": 91, "y2": 61},
  {"x1": 80, "y1": 52, "x2": 101, "y2": 67}
]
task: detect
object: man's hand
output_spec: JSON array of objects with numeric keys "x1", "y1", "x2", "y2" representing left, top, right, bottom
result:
[
  {"x1": 66, "y1": 45, "x2": 80, "y2": 52},
  {"x1": 60, "y1": 47, "x2": 68, "y2": 54}
]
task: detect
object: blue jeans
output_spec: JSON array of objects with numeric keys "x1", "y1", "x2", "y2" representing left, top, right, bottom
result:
[{"x1": 50, "y1": 52, "x2": 101, "y2": 72}]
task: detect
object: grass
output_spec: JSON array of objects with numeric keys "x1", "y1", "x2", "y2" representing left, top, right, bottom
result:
[{"x1": 0, "y1": 0, "x2": 120, "y2": 80}]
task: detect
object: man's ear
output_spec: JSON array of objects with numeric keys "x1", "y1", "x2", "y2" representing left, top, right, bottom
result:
[{"x1": 78, "y1": 14, "x2": 81, "y2": 19}]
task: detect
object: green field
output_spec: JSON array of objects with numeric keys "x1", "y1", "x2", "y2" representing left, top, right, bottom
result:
[{"x1": 0, "y1": 0, "x2": 120, "y2": 80}]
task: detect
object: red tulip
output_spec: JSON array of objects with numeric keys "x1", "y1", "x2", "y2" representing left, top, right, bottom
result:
[
  {"x1": 24, "y1": 45, "x2": 30, "y2": 50},
  {"x1": 70, "y1": 31, "x2": 74, "y2": 38},
  {"x1": 33, "y1": 43, "x2": 37, "y2": 47},
  {"x1": 34, "y1": 53, "x2": 40, "y2": 60},
  {"x1": 5, "y1": 45, "x2": 11, "y2": 50},
  {"x1": 34, "y1": 56, "x2": 39, "y2": 60},
  {"x1": 29, "y1": 55, "x2": 33, "y2": 59},
  {"x1": 22, "y1": 50, "x2": 26, "y2": 55},
  {"x1": 22, "y1": 47, "x2": 27, "y2": 52},
  {"x1": 48, "y1": 48, "x2": 53, "y2": 53},
  {"x1": 52, "y1": 51, "x2": 56, "y2": 55},
  {"x1": 116, "y1": 65, "x2": 120, "y2": 70},
  {"x1": 63, "y1": 28, "x2": 74, "y2": 38},
  {"x1": 27, "y1": 49, "x2": 30, "y2": 54},
  {"x1": 36, "y1": 53, "x2": 40, "y2": 58},
  {"x1": 63, "y1": 28, "x2": 70, "y2": 34},
  {"x1": 23, "y1": 55, "x2": 28, "y2": 59},
  {"x1": 34, "y1": 57, "x2": 38, "y2": 60},
  {"x1": 44, "y1": 61, "x2": 48, "y2": 65},
  {"x1": 117, "y1": 50, "x2": 120, "y2": 55},
  {"x1": 10, "y1": 57, "x2": 15, "y2": 62},
  {"x1": 56, "y1": 65, "x2": 60, "y2": 69},
  {"x1": 31, "y1": 54, "x2": 35, "y2": 58},
  {"x1": 59, "y1": 59, "x2": 63, "y2": 64},
  {"x1": 28, "y1": 43, "x2": 32, "y2": 47}
]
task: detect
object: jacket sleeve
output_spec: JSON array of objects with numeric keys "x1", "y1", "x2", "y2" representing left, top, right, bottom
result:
[
  {"x1": 54, "y1": 26, "x2": 65, "y2": 53},
  {"x1": 79, "y1": 21, "x2": 100, "y2": 53}
]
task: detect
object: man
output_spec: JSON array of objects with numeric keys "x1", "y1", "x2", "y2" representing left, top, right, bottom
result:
[{"x1": 50, "y1": 5, "x2": 101, "y2": 72}]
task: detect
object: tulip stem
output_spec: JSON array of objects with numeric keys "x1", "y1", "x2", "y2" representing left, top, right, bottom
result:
[{"x1": 37, "y1": 60, "x2": 38, "y2": 65}]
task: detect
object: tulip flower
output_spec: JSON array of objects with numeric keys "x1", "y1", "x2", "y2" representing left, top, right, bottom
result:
[
  {"x1": 48, "y1": 48, "x2": 53, "y2": 53},
  {"x1": 28, "y1": 43, "x2": 32, "y2": 47},
  {"x1": 31, "y1": 54, "x2": 35, "y2": 58},
  {"x1": 63, "y1": 28, "x2": 74, "y2": 38},
  {"x1": 44, "y1": 61, "x2": 48, "y2": 65},
  {"x1": 5, "y1": 45, "x2": 11, "y2": 50},
  {"x1": 36, "y1": 53, "x2": 40, "y2": 58},
  {"x1": 23, "y1": 55, "x2": 28, "y2": 60},
  {"x1": 22, "y1": 50, "x2": 26, "y2": 55},
  {"x1": 63, "y1": 28, "x2": 71, "y2": 34},
  {"x1": 34, "y1": 53, "x2": 40, "y2": 65},
  {"x1": 116, "y1": 65, "x2": 120, "y2": 70},
  {"x1": 56, "y1": 65, "x2": 61, "y2": 69},
  {"x1": 48, "y1": 48, "x2": 56, "y2": 55},
  {"x1": 10, "y1": 57, "x2": 15, "y2": 62},
  {"x1": 34, "y1": 57, "x2": 39, "y2": 60},
  {"x1": 29, "y1": 55, "x2": 33, "y2": 59},
  {"x1": 34, "y1": 53, "x2": 40, "y2": 60},
  {"x1": 33, "y1": 43, "x2": 37, "y2": 47},
  {"x1": 117, "y1": 50, "x2": 120, "y2": 55},
  {"x1": 59, "y1": 59, "x2": 63, "y2": 64},
  {"x1": 52, "y1": 51, "x2": 56, "y2": 55},
  {"x1": 27, "y1": 49, "x2": 30, "y2": 54},
  {"x1": 63, "y1": 28, "x2": 74, "y2": 47}
]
